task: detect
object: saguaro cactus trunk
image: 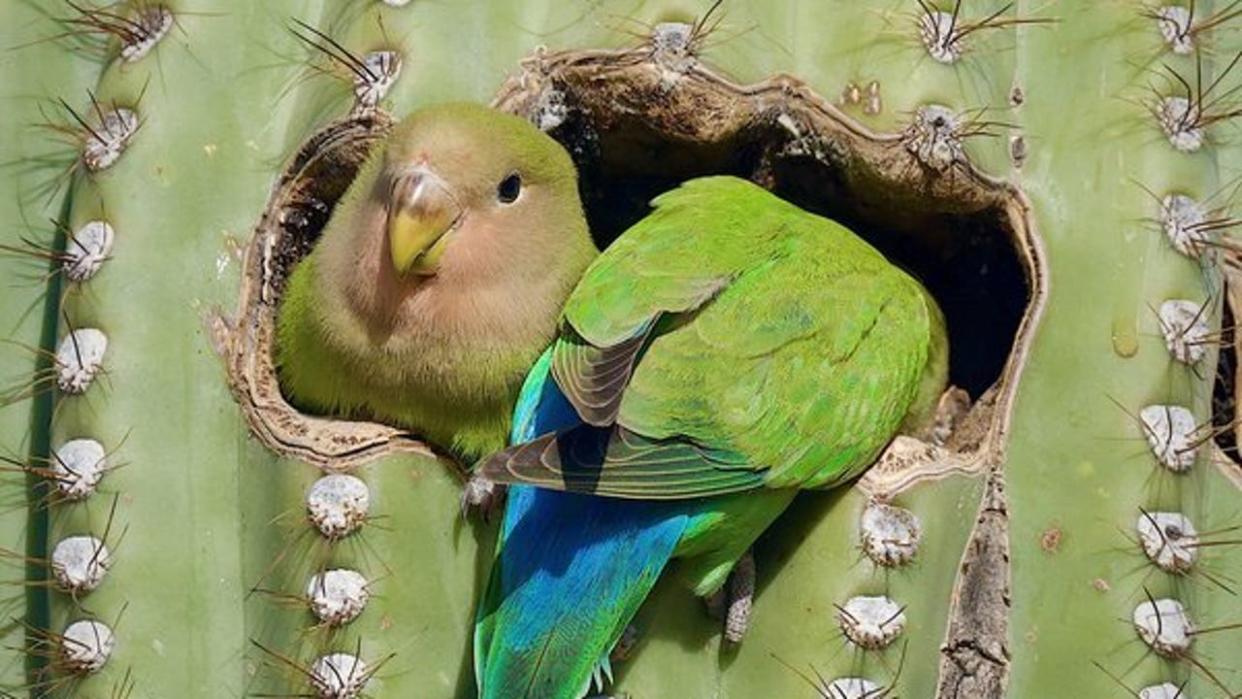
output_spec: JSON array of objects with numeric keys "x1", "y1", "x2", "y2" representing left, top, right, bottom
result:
[{"x1": 1, "y1": 1, "x2": 1239, "y2": 698}]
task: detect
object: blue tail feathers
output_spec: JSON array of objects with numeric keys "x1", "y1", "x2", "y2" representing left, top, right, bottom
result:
[
  {"x1": 475, "y1": 487, "x2": 688, "y2": 698},
  {"x1": 474, "y1": 349, "x2": 691, "y2": 698}
]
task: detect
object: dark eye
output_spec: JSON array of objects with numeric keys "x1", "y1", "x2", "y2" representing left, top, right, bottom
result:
[{"x1": 497, "y1": 172, "x2": 521, "y2": 204}]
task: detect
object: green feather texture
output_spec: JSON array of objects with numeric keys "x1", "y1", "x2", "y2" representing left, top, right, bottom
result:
[{"x1": 483, "y1": 176, "x2": 947, "y2": 496}]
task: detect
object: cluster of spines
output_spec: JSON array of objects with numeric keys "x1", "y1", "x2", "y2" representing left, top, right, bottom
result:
[
  {"x1": 770, "y1": 499, "x2": 922, "y2": 697},
  {"x1": 245, "y1": 429, "x2": 386, "y2": 697},
  {"x1": 899, "y1": 1, "x2": 1055, "y2": 175},
  {"x1": 1114, "y1": 6, "x2": 1242, "y2": 697},
  {"x1": 286, "y1": 16, "x2": 404, "y2": 119},
  {"x1": 269, "y1": 472, "x2": 385, "y2": 699},
  {"x1": 28, "y1": 95, "x2": 138, "y2": 699},
  {"x1": 36, "y1": 79, "x2": 137, "y2": 699}
]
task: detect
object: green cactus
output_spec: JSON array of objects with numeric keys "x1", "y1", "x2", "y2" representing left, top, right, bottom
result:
[{"x1": 1, "y1": 1, "x2": 1239, "y2": 698}]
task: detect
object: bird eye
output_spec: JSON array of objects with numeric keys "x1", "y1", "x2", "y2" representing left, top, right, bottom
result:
[{"x1": 497, "y1": 172, "x2": 522, "y2": 204}]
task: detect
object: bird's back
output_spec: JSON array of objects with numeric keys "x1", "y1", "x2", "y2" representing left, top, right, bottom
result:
[{"x1": 558, "y1": 176, "x2": 944, "y2": 491}]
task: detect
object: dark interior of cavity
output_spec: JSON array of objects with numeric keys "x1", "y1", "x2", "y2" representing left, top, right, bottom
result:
[
  {"x1": 1212, "y1": 294, "x2": 1238, "y2": 461},
  {"x1": 549, "y1": 109, "x2": 1028, "y2": 398},
  {"x1": 268, "y1": 119, "x2": 388, "y2": 297}
]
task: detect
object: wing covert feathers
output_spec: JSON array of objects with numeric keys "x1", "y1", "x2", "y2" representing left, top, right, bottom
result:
[
  {"x1": 478, "y1": 424, "x2": 762, "y2": 499},
  {"x1": 551, "y1": 321, "x2": 653, "y2": 427}
]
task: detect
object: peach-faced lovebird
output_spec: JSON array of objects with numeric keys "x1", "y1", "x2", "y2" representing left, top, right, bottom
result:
[
  {"x1": 275, "y1": 104, "x2": 596, "y2": 460},
  {"x1": 472, "y1": 176, "x2": 948, "y2": 698}
]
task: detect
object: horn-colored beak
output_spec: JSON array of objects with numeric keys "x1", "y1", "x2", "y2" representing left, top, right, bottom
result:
[{"x1": 387, "y1": 168, "x2": 462, "y2": 276}]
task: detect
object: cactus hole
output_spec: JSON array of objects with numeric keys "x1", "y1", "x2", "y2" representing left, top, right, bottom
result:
[{"x1": 228, "y1": 47, "x2": 1046, "y2": 474}]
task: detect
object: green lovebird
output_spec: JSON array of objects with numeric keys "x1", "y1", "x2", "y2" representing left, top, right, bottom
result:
[
  {"x1": 274, "y1": 104, "x2": 597, "y2": 460},
  {"x1": 472, "y1": 176, "x2": 948, "y2": 698}
]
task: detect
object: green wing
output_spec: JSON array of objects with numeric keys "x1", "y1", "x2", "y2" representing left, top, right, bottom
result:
[{"x1": 480, "y1": 176, "x2": 938, "y2": 497}]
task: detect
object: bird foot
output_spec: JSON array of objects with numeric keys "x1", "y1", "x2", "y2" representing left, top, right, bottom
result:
[
  {"x1": 701, "y1": 550, "x2": 756, "y2": 643},
  {"x1": 460, "y1": 473, "x2": 506, "y2": 521},
  {"x1": 723, "y1": 550, "x2": 755, "y2": 645}
]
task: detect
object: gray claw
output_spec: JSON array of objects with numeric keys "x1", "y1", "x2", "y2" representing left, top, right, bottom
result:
[{"x1": 460, "y1": 473, "x2": 505, "y2": 521}]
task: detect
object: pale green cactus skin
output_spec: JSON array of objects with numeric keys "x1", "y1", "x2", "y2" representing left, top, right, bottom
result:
[
  {"x1": 1, "y1": 2, "x2": 1240, "y2": 698},
  {"x1": 1008, "y1": 3, "x2": 1242, "y2": 697}
]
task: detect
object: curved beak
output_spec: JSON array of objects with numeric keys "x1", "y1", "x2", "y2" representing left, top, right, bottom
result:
[{"x1": 387, "y1": 167, "x2": 462, "y2": 276}]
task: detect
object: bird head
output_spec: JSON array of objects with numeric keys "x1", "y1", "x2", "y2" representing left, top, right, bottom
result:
[
  {"x1": 377, "y1": 104, "x2": 587, "y2": 281},
  {"x1": 316, "y1": 102, "x2": 596, "y2": 345},
  {"x1": 292, "y1": 102, "x2": 596, "y2": 458}
]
